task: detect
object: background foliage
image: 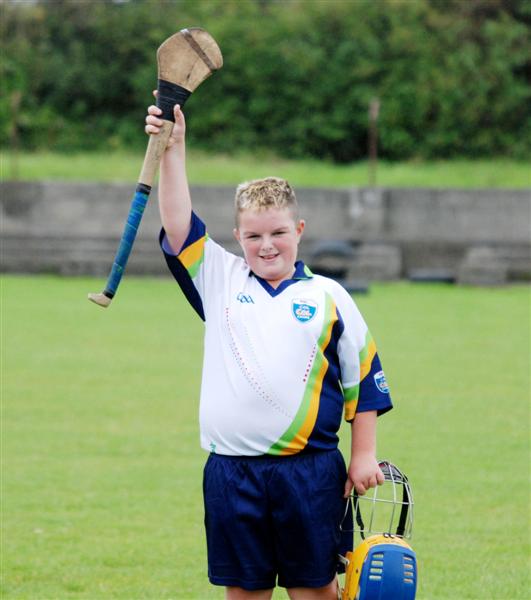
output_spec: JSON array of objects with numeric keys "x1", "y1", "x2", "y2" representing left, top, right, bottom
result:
[{"x1": 1, "y1": 0, "x2": 530, "y2": 161}]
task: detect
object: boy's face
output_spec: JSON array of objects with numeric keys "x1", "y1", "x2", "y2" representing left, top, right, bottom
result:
[{"x1": 234, "y1": 207, "x2": 305, "y2": 288}]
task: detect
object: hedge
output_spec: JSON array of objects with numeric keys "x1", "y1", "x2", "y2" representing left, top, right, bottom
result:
[{"x1": 1, "y1": 0, "x2": 530, "y2": 161}]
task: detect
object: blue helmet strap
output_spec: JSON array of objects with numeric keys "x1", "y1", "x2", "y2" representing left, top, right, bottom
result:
[
  {"x1": 396, "y1": 475, "x2": 410, "y2": 537},
  {"x1": 353, "y1": 492, "x2": 366, "y2": 539},
  {"x1": 354, "y1": 475, "x2": 411, "y2": 539}
]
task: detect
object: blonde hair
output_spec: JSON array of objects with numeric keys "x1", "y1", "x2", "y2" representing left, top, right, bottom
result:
[{"x1": 235, "y1": 177, "x2": 298, "y2": 224}]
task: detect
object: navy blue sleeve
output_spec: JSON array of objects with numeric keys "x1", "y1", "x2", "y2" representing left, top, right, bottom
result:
[
  {"x1": 159, "y1": 212, "x2": 206, "y2": 321},
  {"x1": 357, "y1": 352, "x2": 393, "y2": 416}
]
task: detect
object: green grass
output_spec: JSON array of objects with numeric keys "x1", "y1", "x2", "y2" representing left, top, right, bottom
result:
[
  {"x1": 2, "y1": 276, "x2": 530, "y2": 599},
  {"x1": 1, "y1": 150, "x2": 530, "y2": 188}
]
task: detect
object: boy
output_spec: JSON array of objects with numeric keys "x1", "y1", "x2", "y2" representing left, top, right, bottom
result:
[{"x1": 146, "y1": 102, "x2": 393, "y2": 600}]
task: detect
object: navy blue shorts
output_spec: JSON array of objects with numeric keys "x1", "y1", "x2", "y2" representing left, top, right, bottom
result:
[{"x1": 203, "y1": 449, "x2": 352, "y2": 590}]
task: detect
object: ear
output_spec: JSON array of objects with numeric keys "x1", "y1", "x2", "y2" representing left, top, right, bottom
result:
[
  {"x1": 233, "y1": 228, "x2": 241, "y2": 244},
  {"x1": 296, "y1": 219, "x2": 305, "y2": 241}
]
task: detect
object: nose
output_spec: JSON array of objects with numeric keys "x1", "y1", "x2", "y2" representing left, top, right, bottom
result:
[{"x1": 260, "y1": 235, "x2": 274, "y2": 251}]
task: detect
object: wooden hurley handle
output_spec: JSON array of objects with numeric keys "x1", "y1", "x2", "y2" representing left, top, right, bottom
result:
[
  {"x1": 88, "y1": 28, "x2": 222, "y2": 308},
  {"x1": 139, "y1": 120, "x2": 174, "y2": 187}
]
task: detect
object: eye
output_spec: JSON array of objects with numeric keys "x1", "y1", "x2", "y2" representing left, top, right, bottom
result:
[{"x1": 246, "y1": 234, "x2": 260, "y2": 240}]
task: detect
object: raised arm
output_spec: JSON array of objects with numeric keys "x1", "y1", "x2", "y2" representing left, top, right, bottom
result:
[{"x1": 145, "y1": 99, "x2": 192, "y2": 253}]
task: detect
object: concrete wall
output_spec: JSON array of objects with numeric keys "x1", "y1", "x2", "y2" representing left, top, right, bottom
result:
[{"x1": 1, "y1": 181, "x2": 530, "y2": 283}]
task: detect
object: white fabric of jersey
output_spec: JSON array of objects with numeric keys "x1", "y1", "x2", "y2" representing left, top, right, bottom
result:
[{"x1": 160, "y1": 213, "x2": 392, "y2": 456}]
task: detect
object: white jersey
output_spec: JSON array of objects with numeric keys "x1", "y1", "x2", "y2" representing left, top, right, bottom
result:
[{"x1": 161, "y1": 213, "x2": 392, "y2": 456}]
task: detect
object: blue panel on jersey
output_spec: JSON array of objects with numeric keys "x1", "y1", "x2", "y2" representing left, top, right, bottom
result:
[
  {"x1": 162, "y1": 211, "x2": 206, "y2": 255},
  {"x1": 159, "y1": 218, "x2": 205, "y2": 321},
  {"x1": 306, "y1": 309, "x2": 345, "y2": 451},
  {"x1": 358, "y1": 352, "x2": 393, "y2": 415}
]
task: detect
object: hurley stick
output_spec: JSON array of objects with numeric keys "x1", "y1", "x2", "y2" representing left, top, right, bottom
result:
[{"x1": 88, "y1": 28, "x2": 222, "y2": 307}]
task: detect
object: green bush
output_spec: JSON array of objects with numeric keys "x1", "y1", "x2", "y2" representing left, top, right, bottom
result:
[{"x1": 1, "y1": 0, "x2": 529, "y2": 161}]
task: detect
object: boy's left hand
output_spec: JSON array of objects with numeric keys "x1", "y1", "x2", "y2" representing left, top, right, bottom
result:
[{"x1": 344, "y1": 452, "x2": 385, "y2": 497}]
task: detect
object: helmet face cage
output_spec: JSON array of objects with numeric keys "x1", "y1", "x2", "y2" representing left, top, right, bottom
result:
[{"x1": 342, "y1": 460, "x2": 414, "y2": 542}]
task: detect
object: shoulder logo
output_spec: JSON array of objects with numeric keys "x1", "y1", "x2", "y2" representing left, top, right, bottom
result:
[
  {"x1": 292, "y1": 298, "x2": 318, "y2": 323},
  {"x1": 374, "y1": 370, "x2": 390, "y2": 394}
]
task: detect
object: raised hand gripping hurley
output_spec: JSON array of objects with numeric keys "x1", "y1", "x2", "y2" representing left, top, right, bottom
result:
[{"x1": 88, "y1": 28, "x2": 222, "y2": 307}]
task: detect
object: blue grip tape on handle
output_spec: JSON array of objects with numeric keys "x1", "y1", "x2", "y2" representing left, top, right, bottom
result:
[{"x1": 103, "y1": 184, "x2": 151, "y2": 298}]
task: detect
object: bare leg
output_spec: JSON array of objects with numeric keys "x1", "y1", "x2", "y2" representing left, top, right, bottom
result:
[
  {"x1": 287, "y1": 577, "x2": 338, "y2": 600},
  {"x1": 226, "y1": 587, "x2": 274, "y2": 600}
]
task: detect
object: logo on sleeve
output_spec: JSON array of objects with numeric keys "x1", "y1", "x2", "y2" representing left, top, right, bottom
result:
[
  {"x1": 292, "y1": 299, "x2": 318, "y2": 323},
  {"x1": 374, "y1": 370, "x2": 390, "y2": 393}
]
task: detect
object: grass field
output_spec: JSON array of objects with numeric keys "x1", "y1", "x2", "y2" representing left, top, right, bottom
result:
[
  {"x1": 1, "y1": 151, "x2": 530, "y2": 188},
  {"x1": 2, "y1": 275, "x2": 530, "y2": 599}
]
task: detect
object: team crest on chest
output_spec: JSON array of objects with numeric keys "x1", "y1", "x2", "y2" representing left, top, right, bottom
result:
[{"x1": 292, "y1": 298, "x2": 318, "y2": 323}]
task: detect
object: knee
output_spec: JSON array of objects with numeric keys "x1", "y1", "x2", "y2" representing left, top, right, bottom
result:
[
  {"x1": 287, "y1": 577, "x2": 338, "y2": 600},
  {"x1": 226, "y1": 586, "x2": 274, "y2": 600}
]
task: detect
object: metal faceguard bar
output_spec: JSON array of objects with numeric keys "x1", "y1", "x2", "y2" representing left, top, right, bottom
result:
[{"x1": 340, "y1": 460, "x2": 414, "y2": 540}]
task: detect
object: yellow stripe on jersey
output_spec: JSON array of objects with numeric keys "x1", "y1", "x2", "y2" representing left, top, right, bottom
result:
[
  {"x1": 343, "y1": 332, "x2": 375, "y2": 421},
  {"x1": 268, "y1": 295, "x2": 338, "y2": 456},
  {"x1": 178, "y1": 234, "x2": 208, "y2": 278},
  {"x1": 359, "y1": 330, "x2": 377, "y2": 382},
  {"x1": 343, "y1": 383, "x2": 360, "y2": 421}
]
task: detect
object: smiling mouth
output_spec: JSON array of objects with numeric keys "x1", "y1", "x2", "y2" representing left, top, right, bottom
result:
[{"x1": 260, "y1": 254, "x2": 279, "y2": 262}]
